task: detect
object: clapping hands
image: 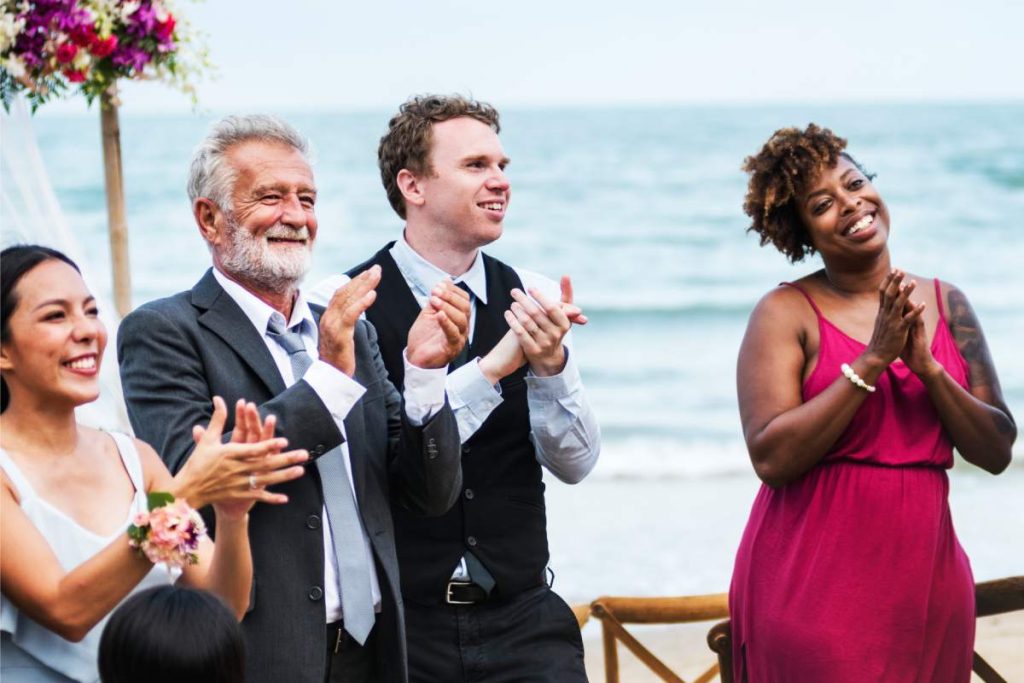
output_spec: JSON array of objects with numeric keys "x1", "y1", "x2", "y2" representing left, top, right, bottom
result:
[
  {"x1": 318, "y1": 267, "x2": 382, "y2": 377},
  {"x1": 174, "y1": 397, "x2": 308, "y2": 519},
  {"x1": 481, "y1": 275, "x2": 587, "y2": 383},
  {"x1": 407, "y1": 280, "x2": 472, "y2": 369}
]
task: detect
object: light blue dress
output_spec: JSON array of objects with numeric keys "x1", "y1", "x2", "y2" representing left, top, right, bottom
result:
[{"x1": 0, "y1": 432, "x2": 175, "y2": 682}]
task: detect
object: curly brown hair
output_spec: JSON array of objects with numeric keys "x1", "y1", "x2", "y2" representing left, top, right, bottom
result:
[
  {"x1": 378, "y1": 94, "x2": 501, "y2": 219},
  {"x1": 742, "y1": 124, "x2": 871, "y2": 262}
]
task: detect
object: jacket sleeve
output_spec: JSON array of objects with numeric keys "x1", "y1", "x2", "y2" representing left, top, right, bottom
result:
[
  {"x1": 117, "y1": 304, "x2": 343, "y2": 474},
  {"x1": 357, "y1": 320, "x2": 462, "y2": 516}
]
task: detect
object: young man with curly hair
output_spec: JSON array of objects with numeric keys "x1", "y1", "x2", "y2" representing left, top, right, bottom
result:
[{"x1": 313, "y1": 94, "x2": 600, "y2": 682}]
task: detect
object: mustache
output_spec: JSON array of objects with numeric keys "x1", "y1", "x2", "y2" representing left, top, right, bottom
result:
[{"x1": 264, "y1": 225, "x2": 311, "y2": 241}]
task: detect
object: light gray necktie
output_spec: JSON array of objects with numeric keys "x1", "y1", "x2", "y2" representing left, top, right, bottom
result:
[{"x1": 266, "y1": 315, "x2": 376, "y2": 643}]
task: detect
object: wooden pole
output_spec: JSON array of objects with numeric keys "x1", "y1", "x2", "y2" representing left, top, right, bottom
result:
[{"x1": 99, "y1": 86, "x2": 131, "y2": 317}]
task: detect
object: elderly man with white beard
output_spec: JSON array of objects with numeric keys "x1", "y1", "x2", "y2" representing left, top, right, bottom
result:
[{"x1": 117, "y1": 114, "x2": 468, "y2": 683}]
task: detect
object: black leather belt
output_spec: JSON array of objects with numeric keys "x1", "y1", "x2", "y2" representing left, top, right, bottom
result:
[{"x1": 445, "y1": 581, "x2": 489, "y2": 605}]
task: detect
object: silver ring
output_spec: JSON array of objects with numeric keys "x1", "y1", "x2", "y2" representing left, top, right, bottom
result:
[{"x1": 248, "y1": 474, "x2": 258, "y2": 490}]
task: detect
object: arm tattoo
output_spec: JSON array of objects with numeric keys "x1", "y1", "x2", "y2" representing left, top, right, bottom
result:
[
  {"x1": 948, "y1": 287, "x2": 1016, "y2": 434},
  {"x1": 948, "y1": 288, "x2": 994, "y2": 386}
]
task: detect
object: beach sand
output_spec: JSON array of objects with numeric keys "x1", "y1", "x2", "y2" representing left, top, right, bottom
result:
[{"x1": 579, "y1": 611, "x2": 1024, "y2": 681}]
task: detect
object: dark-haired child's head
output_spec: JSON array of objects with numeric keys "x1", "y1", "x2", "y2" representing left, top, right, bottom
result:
[{"x1": 99, "y1": 586, "x2": 244, "y2": 683}]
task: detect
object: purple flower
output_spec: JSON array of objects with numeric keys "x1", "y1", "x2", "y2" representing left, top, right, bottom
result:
[
  {"x1": 129, "y1": 3, "x2": 158, "y2": 32},
  {"x1": 111, "y1": 44, "x2": 151, "y2": 71}
]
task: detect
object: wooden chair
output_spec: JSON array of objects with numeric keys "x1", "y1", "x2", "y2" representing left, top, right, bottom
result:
[
  {"x1": 587, "y1": 593, "x2": 730, "y2": 683},
  {"x1": 706, "y1": 576, "x2": 1024, "y2": 683},
  {"x1": 706, "y1": 620, "x2": 733, "y2": 683}
]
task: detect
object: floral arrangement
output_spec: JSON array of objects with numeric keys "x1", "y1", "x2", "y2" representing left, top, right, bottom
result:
[
  {"x1": 127, "y1": 492, "x2": 207, "y2": 568},
  {"x1": 0, "y1": 0, "x2": 207, "y2": 111}
]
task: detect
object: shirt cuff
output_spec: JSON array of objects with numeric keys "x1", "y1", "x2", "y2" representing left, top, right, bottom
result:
[
  {"x1": 447, "y1": 359, "x2": 504, "y2": 411},
  {"x1": 304, "y1": 360, "x2": 366, "y2": 424},
  {"x1": 402, "y1": 349, "x2": 447, "y2": 426},
  {"x1": 525, "y1": 347, "x2": 580, "y2": 400}
]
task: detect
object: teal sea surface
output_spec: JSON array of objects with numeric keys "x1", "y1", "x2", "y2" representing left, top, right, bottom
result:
[
  {"x1": 9, "y1": 104, "x2": 1024, "y2": 598},
  {"x1": 26, "y1": 103, "x2": 1024, "y2": 478}
]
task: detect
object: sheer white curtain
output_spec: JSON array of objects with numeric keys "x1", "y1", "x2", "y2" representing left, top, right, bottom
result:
[{"x1": 1, "y1": 98, "x2": 131, "y2": 432}]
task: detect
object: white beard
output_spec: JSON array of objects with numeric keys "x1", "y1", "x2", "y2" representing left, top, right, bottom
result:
[{"x1": 218, "y1": 216, "x2": 313, "y2": 292}]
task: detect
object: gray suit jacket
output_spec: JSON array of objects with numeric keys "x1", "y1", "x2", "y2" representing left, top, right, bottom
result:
[{"x1": 117, "y1": 269, "x2": 462, "y2": 683}]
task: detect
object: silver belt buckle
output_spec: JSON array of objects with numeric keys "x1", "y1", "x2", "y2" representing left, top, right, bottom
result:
[{"x1": 445, "y1": 580, "x2": 475, "y2": 605}]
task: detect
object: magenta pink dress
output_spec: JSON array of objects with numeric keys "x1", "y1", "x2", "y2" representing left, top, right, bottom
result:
[{"x1": 730, "y1": 279, "x2": 975, "y2": 682}]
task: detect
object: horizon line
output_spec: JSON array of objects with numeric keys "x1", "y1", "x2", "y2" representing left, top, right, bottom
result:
[{"x1": 27, "y1": 95, "x2": 1024, "y2": 120}]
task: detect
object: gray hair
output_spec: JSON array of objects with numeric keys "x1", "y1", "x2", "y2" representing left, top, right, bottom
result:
[{"x1": 186, "y1": 114, "x2": 312, "y2": 211}]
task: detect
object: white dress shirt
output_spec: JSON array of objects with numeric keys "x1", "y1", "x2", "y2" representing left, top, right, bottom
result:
[{"x1": 213, "y1": 268, "x2": 447, "y2": 621}]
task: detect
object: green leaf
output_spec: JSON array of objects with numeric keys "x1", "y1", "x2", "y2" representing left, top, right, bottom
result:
[{"x1": 147, "y1": 491, "x2": 175, "y2": 510}]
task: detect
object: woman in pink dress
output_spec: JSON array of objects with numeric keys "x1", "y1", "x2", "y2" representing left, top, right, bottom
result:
[{"x1": 730, "y1": 125, "x2": 1016, "y2": 682}]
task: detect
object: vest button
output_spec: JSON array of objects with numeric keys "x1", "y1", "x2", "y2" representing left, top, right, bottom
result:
[
  {"x1": 467, "y1": 536, "x2": 478, "y2": 547},
  {"x1": 311, "y1": 444, "x2": 326, "y2": 456},
  {"x1": 464, "y1": 488, "x2": 474, "y2": 500},
  {"x1": 462, "y1": 445, "x2": 472, "y2": 455},
  {"x1": 306, "y1": 514, "x2": 321, "y2": 530},
  {"x1": 308, "y1": 586, "x2": 323, "y2": 601}
]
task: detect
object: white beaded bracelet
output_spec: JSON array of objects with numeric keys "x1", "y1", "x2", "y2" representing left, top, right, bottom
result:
[{"x1": 841, "y1": 363, "x2": 876, "y2": 393}]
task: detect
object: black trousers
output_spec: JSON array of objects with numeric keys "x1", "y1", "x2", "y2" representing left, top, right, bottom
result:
[
  {"x1": 405, "y1": 586, "x2": 587, "y2": 683},
  {"x1": 324, "y1": 622, "x2": 377, "y2": 683}
]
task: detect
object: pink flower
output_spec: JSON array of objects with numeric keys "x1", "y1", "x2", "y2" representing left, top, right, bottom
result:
[
  {"x1": 64, "y1": 69, "x2": 86, "y2": 83},
  {"x1": 155, "y1": 14, "x2": 175, "y2": 41},
  {"x1": 128, "y1": 497, "x2": 207, "y2": 569},
  {"x1": 55, "y1": 42, "x2": 78, "y2": 64},
  {"x1": 69, "y1": 24, "x2": 97, "y2": 48},
  {"x1": 90, "y1": 34, "x2": 117, "y2": 58}
]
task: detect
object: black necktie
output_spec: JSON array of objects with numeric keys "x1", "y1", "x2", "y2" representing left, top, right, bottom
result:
[
  {"x1": 444, "y1": 283, "x2": 496, "y2": 593},
  {"x1": 449, "y1": 281, "x2": 474, "y2": 370}
]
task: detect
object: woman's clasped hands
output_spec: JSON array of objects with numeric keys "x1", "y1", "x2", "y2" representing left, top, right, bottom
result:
[
  {"x1": 172, "y1": 396, "x2": 308, "y2": 517},
  {"x1": 864, "y1": 269, "x2": 939, "y2": 378}
]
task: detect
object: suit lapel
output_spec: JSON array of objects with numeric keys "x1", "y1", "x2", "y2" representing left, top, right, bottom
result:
[
  {"x1": 193, "y1": 271, "x2": 376, "y2": 517},
  {"x1": 192, "y1": 269, "x2": 286, "y2": 396}
]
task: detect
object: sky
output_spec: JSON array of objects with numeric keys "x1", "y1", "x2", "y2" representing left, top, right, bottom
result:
[{"x1": 35, "y1": 0, "x2": 1024, "y2": 117}]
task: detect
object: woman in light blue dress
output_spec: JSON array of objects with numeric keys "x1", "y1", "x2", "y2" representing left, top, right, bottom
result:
[{"x1": 0, "y1": 245, "x2": 309, "y2": 682}]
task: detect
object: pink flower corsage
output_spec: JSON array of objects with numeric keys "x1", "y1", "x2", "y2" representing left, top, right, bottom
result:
[{"x1": 127, "y1": 493, "x2": 207, "y2": 568}]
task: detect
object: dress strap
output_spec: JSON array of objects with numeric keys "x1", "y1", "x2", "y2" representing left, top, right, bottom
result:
[
  {"x1": 780, "y1": 282, "x2": 824, "y2": 318},
  {"x1": 106, "y1": 432, "x2": 146, "y2": 497},
  {"x1": 0, "y1": 449, "x2": 36, "y2": 502},
  {"x1": 933, "y1": 278, "x2": 946, "y2": 321}
]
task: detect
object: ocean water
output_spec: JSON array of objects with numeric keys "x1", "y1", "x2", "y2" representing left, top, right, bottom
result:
[
  {"x1": 7, "y1": 103, "x2": 1023, "y2": 599},
  {"x1": 24, "y1": 103, "x2": 1024, "y2": 481}
]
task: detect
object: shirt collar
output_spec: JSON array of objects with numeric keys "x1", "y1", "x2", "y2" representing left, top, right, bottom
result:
[
  {"x1": 212, "y1": 267, "x2": 316, "y2": 336},
  {"x1": 389, "y1": 236, "x2": 488, "y2": 304}
]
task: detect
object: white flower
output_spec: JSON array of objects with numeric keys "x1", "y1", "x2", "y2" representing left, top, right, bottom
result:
[
  {"x1": 0, "y1": 14, "x2": 26, "y2": 53},
  {"x1": 153, "y1": 0, "x2": 170, "y2": 22},
  {"x1": 85, "y1": 0, "x2": 120, "y2": 20},
  {"x1": 1, "y1": 54, "x2": 26, "y2": 79},
  {"x1": 72, "y1": 50, "x2": 91, "y2": 71},
  {"x1": 120, "y1": 1, "x2": 141, "y2": 20}
]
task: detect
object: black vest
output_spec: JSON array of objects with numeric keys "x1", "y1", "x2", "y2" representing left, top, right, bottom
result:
[{"x1": 349, "y1": 244, "x2": 549, "y2": 603}]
